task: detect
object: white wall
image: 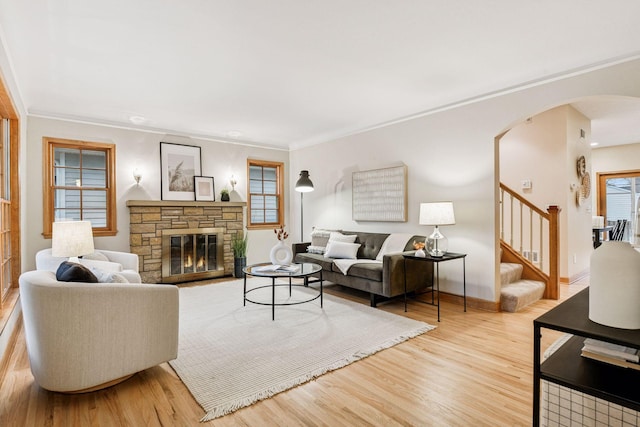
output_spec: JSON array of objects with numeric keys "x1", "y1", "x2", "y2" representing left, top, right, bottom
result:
[
  {"x1": 25, "y1": 116, "x2": 289, "y2": 271},
  {"x1": 565, "y1": 105, "x2": 593, "y2": 280},
  {"x1": 290, "y1": 59, "x2": 640, "y2": 303},
  {"x1": 499, "y1": 105, "x2": 592, "y2": 280}
]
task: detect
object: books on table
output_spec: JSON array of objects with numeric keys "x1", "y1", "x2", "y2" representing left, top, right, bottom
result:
[
  {"x1": 253, "y1": 264, "x2": 300, "y2": 273},
  {"x1": 581, "y1": 338, "x2": 640, "y2": 370}
]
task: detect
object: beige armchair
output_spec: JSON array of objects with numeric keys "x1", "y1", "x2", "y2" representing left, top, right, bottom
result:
[{"x1": 19, "y1": 270, "x2": 179, "y2": 392}]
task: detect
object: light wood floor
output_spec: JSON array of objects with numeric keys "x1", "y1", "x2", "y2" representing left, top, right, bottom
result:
[{"x1": 0, "y1": 278, "x2": 587, "y2": 426}]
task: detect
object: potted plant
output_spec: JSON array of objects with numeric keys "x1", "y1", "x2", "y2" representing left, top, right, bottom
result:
[
  {"x1": 231, "y1": 231, "x2": 248, "y2": 278},
  {"x1": 220, "y1": 188, "x2": 230, "y2": 201}
]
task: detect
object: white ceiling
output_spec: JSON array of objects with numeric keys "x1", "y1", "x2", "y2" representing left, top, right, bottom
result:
[{"x1": 1, "y1": 1, "x2": 640, "y2": 150}]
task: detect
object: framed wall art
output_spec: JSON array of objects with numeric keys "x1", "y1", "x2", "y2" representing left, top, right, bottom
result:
[
  {"x1": 194, "y1": 176, "x2": 215, "y2": 201},
  {"x1": 352, "y1": 165, "x2": 407, "y2": 222},
  {"x1": 160, "y1": 142, "x2": 202, "y2": 200}
]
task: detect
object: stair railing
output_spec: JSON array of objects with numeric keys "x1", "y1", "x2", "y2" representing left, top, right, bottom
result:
[{"x1": 500, "y1": 183, "x2": 560, "y2": 299}]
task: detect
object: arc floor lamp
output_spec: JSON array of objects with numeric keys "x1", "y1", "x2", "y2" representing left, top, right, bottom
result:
[{"x1": 295, "y1": 170, "x2": 314, "y2": 240}]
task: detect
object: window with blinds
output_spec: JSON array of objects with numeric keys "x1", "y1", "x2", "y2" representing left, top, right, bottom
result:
[{"x1": 247, "y1": 159, "x2": 284, "y2": 229}]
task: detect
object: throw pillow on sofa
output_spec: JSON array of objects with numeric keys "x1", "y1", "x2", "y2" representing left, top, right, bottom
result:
[
  {"x1": 56, "y1": 261, "x2": 99, "y2": 283},
  {"x1": 307, "y1": 228, "x2": 334, "y2": 254},
  {"x1": 324, "y1": 241, "x2": 360, "y2": 259},
  {"x1": 329, "y1": 231, "x2": 358, "y2": 243}
]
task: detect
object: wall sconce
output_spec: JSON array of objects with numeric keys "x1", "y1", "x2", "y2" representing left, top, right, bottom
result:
[
  {"x1": 133, "y1": 168, "x2": 142, "y2": 185},
  {"x1": 230, "y1": 174, "x2": 237, "y2": 191}
]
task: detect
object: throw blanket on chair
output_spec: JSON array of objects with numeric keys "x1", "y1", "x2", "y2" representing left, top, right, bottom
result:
[{"x1": 334, "y1": 233, "x2": 414, "y2": 275}]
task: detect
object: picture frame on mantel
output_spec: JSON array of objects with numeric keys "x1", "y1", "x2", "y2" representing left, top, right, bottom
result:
[
  {"x1": 160, "y1": 142, "x2": 202, "y2": 200},
  {"x1": 194, "y1": 176, "x2": 215, "y2": 201}
]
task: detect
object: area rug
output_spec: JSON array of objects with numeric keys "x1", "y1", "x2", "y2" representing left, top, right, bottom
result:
[{"x1": 169, "y1": 278, "x2": 435, "y2": 421}]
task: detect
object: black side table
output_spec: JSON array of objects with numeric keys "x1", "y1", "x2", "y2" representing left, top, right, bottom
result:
[{"x1": 403, "y1": 252, "x2": 467, "y2": 322}]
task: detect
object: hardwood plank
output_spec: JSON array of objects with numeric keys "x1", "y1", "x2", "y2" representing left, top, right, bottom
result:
[{"x1": 0, "y1": 278, "x2": 588, "y2": 426}]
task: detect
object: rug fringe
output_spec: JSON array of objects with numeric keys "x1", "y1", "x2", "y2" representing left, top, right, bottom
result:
[{"x1": 198, "y1": 324, "x2": 435, "y2": 422}]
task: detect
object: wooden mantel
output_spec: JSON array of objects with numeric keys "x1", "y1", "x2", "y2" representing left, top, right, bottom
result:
[
  {"x1": 126, "y1": 200, "x2": 246, "y2": 208},
  {"x1": 126, "y1": 199, "x2": 246, "y2": 283}
]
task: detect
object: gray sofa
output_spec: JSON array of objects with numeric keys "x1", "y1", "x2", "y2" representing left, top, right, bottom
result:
[{"x1": 293, "y1": 230, "x2": 432, "y2": 307}]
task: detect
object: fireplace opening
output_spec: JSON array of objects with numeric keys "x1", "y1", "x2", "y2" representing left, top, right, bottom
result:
[{"x1": 162, "y1": 228, "x2": 225, "y2": 283}]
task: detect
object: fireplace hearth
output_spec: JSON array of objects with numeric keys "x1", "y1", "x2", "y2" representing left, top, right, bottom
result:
[{"x1": 162, "y1": 228, "x2": 225, "y2": 283}]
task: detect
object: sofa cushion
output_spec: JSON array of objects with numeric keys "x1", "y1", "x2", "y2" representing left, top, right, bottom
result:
[
  {"x1": 56, "y1": 261, "x2": 99, "y2": 283},
  {"x1": 340, "y1": 231, "x2": 389, "y2": 260},
  {"x1": 345, "y1": 262, "x2": 383, "y2": 282},
  {"x1": 324, "y1": 241, "x2": 360, "y2": 259},
  {"x1": 295, "y1": 252, "x2": 334, "y2": 271}
]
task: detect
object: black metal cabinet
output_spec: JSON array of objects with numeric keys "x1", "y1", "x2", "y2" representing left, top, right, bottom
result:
[{"x1": 533, "y1": 288, "x2": 640, "y2": 425}]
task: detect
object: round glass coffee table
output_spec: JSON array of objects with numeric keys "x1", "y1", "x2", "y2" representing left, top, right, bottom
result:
[{"x1": 243, "y1": 262, "x2": 323, "y2": 320}]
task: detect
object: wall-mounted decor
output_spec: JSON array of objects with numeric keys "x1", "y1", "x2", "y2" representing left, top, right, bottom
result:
[
  {"x1": 352, "y1": 165, "x2": 407, "y2": 222},
  {"x1": 194, "y1": 176, "x2": 215, "y2": 201},
  {"x1": 576, "y1": 155, "x2": 591, "y2": 206},
  {"x1": 160, "y1": 142, "x2": 202, "y2": 200}
]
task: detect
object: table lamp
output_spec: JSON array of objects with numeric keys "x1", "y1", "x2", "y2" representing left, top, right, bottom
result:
[
  {"x1": 51, "y1": 220, "x2": 95, "y2": 263},
  {"x1": 419, "y1": 202, "x2": 456, "y2": 257}
]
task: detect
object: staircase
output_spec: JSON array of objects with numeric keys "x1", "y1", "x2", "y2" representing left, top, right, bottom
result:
[
  {"x1": 500, "y1": 260, "x2": 545, "y2": 312},
  {"x1": 499, "y1": 183, "x2": 561, "y2": 311}
]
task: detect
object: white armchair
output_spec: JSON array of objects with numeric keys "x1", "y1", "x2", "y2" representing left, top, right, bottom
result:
[
  {"x1": 19, "y1": 270, "x2": 179, "y2": 392},
  {"x1": 35, "y1": 248, "x2": 142, "y2": 283}
]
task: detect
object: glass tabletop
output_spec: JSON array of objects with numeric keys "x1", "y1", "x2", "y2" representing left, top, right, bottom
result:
[{"x1": 243, "y1": 262, "x2": 322, "y2": 277}]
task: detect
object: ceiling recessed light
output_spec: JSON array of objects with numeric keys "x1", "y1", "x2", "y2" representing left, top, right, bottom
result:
[
  {"x1": 590, "y1": 142, "x2": 599, "y2": 147},
  {"x1": 227, "y1": 131, "x2": 243, "y2": 138},
  {"x1": 129, "y1": 115, "x2": 146, "y2": 125}
]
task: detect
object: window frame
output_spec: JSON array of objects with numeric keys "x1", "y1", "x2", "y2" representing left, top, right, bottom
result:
[
  {"x1": 246, "y1": 159, "x2": 284, "y2": 230},
  {"x1": 42, "y1": 137, "x2": 117, "y2": 238}
]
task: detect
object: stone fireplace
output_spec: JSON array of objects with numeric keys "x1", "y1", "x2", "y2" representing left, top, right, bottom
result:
[
  {"x1": 161, "y1": 227, "x2": 225, "y2": 283},
  {"x1": 127, "y1": 200, "x2": 246, "y2": 283}
]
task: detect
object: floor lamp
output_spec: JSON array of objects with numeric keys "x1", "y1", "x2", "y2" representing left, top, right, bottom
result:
[{"x1": 295, "y1": 170, "x2": 314, "y2": 241}]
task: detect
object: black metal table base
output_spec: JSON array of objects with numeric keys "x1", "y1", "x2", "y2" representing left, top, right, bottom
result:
[{"x1": 243, "y1": 271, "x2": 323, "y2": 320}]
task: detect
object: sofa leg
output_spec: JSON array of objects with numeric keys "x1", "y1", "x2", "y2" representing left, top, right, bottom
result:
[{"x1": 370, "y1": 293, "x2": 377, "y2": 307}]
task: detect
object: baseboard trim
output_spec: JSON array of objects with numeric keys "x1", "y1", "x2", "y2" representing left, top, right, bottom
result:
[{"x1": 438, "y1": 291, "x2": 499, "y2": 312}]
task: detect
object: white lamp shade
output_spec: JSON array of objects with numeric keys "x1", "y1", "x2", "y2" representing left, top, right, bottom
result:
[
  {"x1": 51, "y1": 221, "x2": 95, "y2": 258},
  {"x1": 419, "y1": 202, "x2": 456, "y2": 226}
]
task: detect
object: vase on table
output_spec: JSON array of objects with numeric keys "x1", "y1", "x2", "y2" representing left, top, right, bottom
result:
[{"x1": 270, "y1": 240, "x2": 293, "y2": 265}]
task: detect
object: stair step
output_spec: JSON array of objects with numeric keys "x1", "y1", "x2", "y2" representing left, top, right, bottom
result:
[
  {"x1": 500, "y1": 262, "x2": 523, "y2": 285},
  {"x1": 500, "y1": 279, "x2": 545, "y2": 312}
]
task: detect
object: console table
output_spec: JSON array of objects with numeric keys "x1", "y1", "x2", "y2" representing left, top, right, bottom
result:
[
  {"x1": 533, "y1": 288, "x2": 640, "y2": 425},
  {"x1": 403, "y1": 252, "x2": 466, "y2": 322}
]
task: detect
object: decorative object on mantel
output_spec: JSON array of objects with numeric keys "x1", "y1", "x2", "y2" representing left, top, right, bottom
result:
[
  {"x1": 270, "y1": 225, "x2": 293, "y2": 265},
  {"x1": 160, "y1": 142, "x2": 202, "y2": 201},
  {"x1": 231, "y1": 231, "x2": 248, "y2": 278},
  {"x1": 419, "y1": 201, "x2": 456, "y2": 257},
  {"x1": 589, "y1": 241, "x2": 640, "y2": 329},
  {"x1": 194, "y1": 176, "x2": 215, "y2": 201},
  {"x1": 295, "y1": 170, "x2": 314, "y2": 240},
  {"x1": 220, "y1": 188, "x2": 230, "y2": 201},
  {"x1": 352, "y1": 165, "x2": 407, "y2": 222}
]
